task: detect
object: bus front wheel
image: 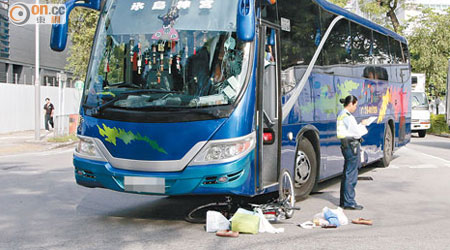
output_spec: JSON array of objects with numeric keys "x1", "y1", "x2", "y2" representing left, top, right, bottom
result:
[{"x1": 293, "y1": 138, "x2": 317, "y2": 200}]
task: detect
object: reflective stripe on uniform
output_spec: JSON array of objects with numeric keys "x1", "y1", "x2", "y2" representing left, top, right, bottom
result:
[{"x1": 337, "y1": 111, "x2": 350, "y2": 139}]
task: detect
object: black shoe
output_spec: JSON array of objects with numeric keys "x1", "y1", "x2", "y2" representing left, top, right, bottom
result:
[{"x1": 343, "y1": 204, "x2": 364, "y2": 210}]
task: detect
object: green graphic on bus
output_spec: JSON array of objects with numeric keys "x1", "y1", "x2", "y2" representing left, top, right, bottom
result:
[{"x1": 97, "y1": 124, "x2": 168, "y2": 155}]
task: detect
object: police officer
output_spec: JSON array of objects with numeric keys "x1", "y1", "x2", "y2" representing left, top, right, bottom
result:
[{"x1": 337, "y1": 95, "x2": 369, "y2": 210}]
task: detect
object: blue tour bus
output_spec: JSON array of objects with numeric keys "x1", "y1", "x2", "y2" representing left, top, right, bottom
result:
[{"x1": 50, "y1": 0, "x2": 411, "y2": 203}]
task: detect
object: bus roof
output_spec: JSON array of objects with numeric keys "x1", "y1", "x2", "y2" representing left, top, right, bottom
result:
[{"x1": 315, "y1": 0, "x2": 408, "y2": 44}]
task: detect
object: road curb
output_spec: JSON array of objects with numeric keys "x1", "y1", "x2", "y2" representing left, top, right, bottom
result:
[
  {"x1": 49, "y1": 141, "x2": 78, "y2": 150},
  {"x1": 429, "y1": 133, "x2": 450, "y2": 138}
]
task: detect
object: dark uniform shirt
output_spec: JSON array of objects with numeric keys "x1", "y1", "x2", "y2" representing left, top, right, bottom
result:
[{"x1": 44, "y1": 103, "x2": 54, "y2": 115}]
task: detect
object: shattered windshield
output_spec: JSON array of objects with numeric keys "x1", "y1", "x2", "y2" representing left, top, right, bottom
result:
[{"x1": 84, "y1": 0, "x2": 250, "y2": 111}]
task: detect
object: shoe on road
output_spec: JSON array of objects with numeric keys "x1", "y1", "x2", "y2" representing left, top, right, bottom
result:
[{"x1": 352, "y1": 217, "x2": 373, "y2": 225}]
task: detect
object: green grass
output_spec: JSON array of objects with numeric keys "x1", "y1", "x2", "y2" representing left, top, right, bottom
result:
[{"x1": 48, "y1": 134, "x2": 79, "y2": 143}]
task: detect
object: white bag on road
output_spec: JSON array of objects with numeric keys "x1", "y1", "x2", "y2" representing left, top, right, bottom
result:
[{"x1": 206, "y1": 211, "x2": 230, "y2": 233}]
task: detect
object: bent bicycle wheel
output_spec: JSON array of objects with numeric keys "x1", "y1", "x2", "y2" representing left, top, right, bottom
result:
[
  {"x1": 278, "y1": 169, "x2": 296, "y2": 219},
  {"x1": 184, "y1": 203, "x2": 231, "y2": 224}
]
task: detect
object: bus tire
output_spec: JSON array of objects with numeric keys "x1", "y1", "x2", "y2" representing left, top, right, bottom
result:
[
  {"x1": 380, "y1": 126, "x2": 393, "y2": 168},
  {"x1": 293, "y1": 137, "x2": 317, "y2": 200},
  {"x1": 418, "y1": 130, "x2": 426, "y2": 138}
]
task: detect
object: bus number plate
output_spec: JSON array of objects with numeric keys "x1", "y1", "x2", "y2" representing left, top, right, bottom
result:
[{"x1": 124, "y1": 176, "x2": 165, "y2": 194}]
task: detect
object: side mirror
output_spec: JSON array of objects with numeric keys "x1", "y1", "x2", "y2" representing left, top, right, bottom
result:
[
  {"x1": 237, "y1": 0, "x2": 255, "y2": 42},
  {"x1": 50, "y1": 0, "x2": 102, "y2": 52}
]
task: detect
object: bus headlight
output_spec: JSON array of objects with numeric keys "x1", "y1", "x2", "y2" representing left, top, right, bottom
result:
[
  {"x1": 76, "y1": 137, "x2": 100, "y2": 157},
  {"x1": 190, "y1": 132, "x2": 256, "y2": 165}
]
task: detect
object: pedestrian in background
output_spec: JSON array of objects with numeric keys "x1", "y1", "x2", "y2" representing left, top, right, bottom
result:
[
  {"x1": 43, "y1": 98, "x2": 54, "y2": 132},
  {"x1": 336, "y1": 95, "x2": 369, "y2": 210}
]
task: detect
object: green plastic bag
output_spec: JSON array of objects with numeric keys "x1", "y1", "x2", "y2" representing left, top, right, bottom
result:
[{"x1": 231, "y1": 212, "x2": 260, "y2": 234}]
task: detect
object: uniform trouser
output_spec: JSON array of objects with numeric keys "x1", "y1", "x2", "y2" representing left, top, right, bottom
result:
[
  {"x1": 45, "y1": 114, "x2": 54, "y2": 130},
  {"x1": 340, "y1": 141, "x2": 361, "y2": 207}
]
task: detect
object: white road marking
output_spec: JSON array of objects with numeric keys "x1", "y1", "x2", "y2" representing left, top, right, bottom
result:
[
  {"x1": 420, "y1": 153, "x2": 450, "y2": 164},
  {"x1": 409, "y1": 164, "x2": 438, "y2": 169},
  {"x1": 0, "y1": 148, "x2": 74, "y2": 160},
  {"x1": 401, "y1": 146, "x2": 450, "y2": 168}
]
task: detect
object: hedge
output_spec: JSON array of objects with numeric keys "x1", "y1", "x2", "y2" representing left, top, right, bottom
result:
[{"x1": 428, "y1": 114, "x2": 449, "y2": 134}]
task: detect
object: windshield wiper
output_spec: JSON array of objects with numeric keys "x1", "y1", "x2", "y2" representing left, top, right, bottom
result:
[
  {"x1": 105, "y1": 81, "x2": 141, "y2": 89},
  {"x1": 83, "y1": 89, "x2": 179, "y2": 115}
]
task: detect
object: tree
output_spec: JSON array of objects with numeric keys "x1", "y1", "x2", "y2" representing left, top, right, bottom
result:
[
  {"x1": 328, "y1": 0, "x2": 348, "y2": 7},
  {"x1": 47, "y1": 0, "x2": 98, "y2": 80},
  {"x1": 329, "y1": 0, "x2": 404, "y2": 32},
  {"x1": 359, "y1": 0, "x2": 402, "y2": 32},
  {"x1": 407, "y1": 8, "x2": 450, "y2": 97},
  {"x1": 64, "y1": 9, "x2": 99, "y2": 81}
]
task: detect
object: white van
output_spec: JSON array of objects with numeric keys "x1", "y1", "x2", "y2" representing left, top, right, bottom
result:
[{"x1": 411, "y1": 73, "x2": 431, "y2": 137}]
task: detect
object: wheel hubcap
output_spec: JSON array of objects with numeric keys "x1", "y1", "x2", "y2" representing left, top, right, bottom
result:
[{"x1": 294, "y1": 151, "x2": 311, "y2": 187}]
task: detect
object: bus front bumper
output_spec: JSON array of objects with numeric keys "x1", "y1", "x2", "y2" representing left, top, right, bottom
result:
[{"x1": 73, "y1": 151, "x2": 255, "y2": 196}]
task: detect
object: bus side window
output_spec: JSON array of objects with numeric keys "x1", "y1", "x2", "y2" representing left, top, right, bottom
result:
[
  {"x1": 372, "y1": 31, "x2": 390, "y2": 66},
  {"x1": 351, "y1": 23, "x2": 373, "y2": 79},
  {"x1": 351, "y1": 23, "x2": 373, "y2": 66},
  {"x1": 321, "y1": 16, "x2": 352, "y2": 67},
  {"x1": 278, "y1": 0, "x2": 320, "y2": 94},
  {"x1": 320, "y1": 18, "x2": 352, "y2": 77},
  {"x1": 389, "y1": 39, "x2": 404, "y2": 83},
  {"x1": 400, "y1": 42, "x2": 411, "y2": 83}
]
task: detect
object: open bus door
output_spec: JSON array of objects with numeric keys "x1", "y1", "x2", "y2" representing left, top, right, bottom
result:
[{"x1": 256, "y1": 23, "x2": 283, "y2": 191}]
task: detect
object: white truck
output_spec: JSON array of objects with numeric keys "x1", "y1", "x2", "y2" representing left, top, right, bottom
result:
[{"x1": 411, "y1": 73, "x2": 431, "y2": 138}]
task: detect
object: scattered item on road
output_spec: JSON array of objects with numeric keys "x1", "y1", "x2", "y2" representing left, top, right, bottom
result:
[
  {"x1": 358, "y1": 176, "x2": 374, "y2": 181},
  {"x1": 298, "y1": 221, "x2": 315, "y2": 229},
  {"x1": 324, "y1": 208, "x2": 340, "y2": 227},
  {"x1": 322, "y1": 207, "x2": 348, "y2": 226},
  {"x1": 216, "y1": 230, "x2": 239, "y2": 237},
  {"x1": 321, "y1": 224, "x2": 338, "y2": 229},
  {"x1": 352, "y1": 218, "x2": 373, "y2": 226},
  {"x1": 254, "y1": 208, "x2": 284, "y2": 233},
  {"x1": 230, "y1": 208, "x2": 260, "y2": 234},
  {"x1": 299, "y1": 207, "x2": 349, "y2": 229},
  {"x1": 186, "y1": 195, "x2": 299, "y2": 224},
  {"x1": 206, "y1": 211, "x2": 230, "y2": 233},
  {"x1": 205, "y1": 207, "x2": 285, "y2": 235}
]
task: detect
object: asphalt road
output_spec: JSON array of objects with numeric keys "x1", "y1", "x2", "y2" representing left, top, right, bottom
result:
[{"x1": 1, "y1": 135, "x2": 450, "y2": 250}]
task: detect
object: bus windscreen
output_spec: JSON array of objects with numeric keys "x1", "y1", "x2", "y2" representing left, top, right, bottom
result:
[{"x1": 83, "y1": 0, "x2": 250, "y2": 111}]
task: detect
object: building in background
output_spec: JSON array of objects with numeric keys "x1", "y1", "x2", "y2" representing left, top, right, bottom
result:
[
  {"x1": 0, "y1": 0, "x2": 74, "y2": 86},
  {"x1": 0, "y1": 0, "x2": 81, "y2": 134}
]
